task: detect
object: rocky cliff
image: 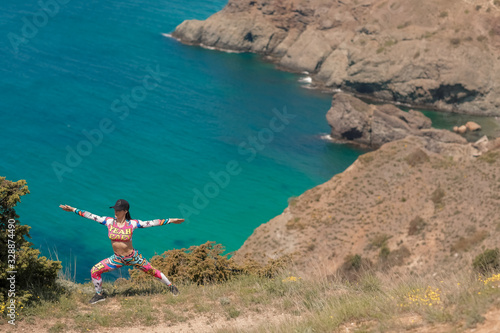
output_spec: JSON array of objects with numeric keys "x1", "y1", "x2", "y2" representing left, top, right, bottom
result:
[
  {"x1": 326, "y1": 92, "x2": 475, "y2": 150},
  {"x1": 173, "y1": 0, "x2": 500, "y2": 115}
]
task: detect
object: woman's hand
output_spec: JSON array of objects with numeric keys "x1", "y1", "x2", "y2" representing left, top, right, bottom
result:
[
  {"x1": 59, "y1": 204, "x2": 76, "y2": 212},
  {"x1": 168, "y1": 218, "x2": 184, "y2": 224}
]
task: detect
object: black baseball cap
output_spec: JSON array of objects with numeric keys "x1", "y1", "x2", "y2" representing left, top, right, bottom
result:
[{"x1": 110, "y1": 199, "x2": 130, "y2": 211}]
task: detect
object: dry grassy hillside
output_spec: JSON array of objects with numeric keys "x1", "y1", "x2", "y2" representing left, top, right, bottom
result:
[{"x1": 235, "y1": 135, "x2": 500, "y2": 277}]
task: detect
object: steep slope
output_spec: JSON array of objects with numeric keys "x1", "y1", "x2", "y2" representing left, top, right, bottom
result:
[
  {"x1": 173, "y1": 0, "x2": 500, "y2": 115},
  {"x1": 234, "y1": 134, "x2": 500, "y2": 277}
]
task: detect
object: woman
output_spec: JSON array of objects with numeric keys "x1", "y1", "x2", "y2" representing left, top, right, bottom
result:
[{"x1": 59, "y1": 199, "x2": 184, "y2": 304}]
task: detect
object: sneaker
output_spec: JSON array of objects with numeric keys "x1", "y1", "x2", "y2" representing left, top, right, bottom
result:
[
  {"x1": 168, "y1": 284, "x2": 179, "y2": 296},
  {"x1": 89, "y1": 293, "x2": 106, "y2": 304}
]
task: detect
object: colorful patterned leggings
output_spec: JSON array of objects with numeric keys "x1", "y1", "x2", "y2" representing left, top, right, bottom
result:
[{"x1": 90, "y1": 249, "x2": 171, "y2": 294}]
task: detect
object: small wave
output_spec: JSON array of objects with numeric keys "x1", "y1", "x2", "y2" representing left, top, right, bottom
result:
[
  {"x1": 162, "y1": 33, "x2": 244, "y2": 54},
  {"x1": 298, "y1": 76, "x2": 312, "y2": 84},
  {"x1": 200, "y1": 43, "x2": 217, "y2": 51},
  {"x1": 200, "y1": 43, "x2": 244, "y2": 54},
  {"x1": 320, "y1": 133, "x2": 333, "y2": 141}
]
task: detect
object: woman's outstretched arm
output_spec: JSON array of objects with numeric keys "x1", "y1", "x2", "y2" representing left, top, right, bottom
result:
[
  {"x1": 59, "y1": 204, "x2": 112, "y2": 226},
  {"x1": 134, "y1": 217, "x2": 184, "y2": 228}
]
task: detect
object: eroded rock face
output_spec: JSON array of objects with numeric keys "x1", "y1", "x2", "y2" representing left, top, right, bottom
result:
[
  {"x1": 325, "y1": 93, "x2": 466, "y2": 149},
  {"x1": 466, "y1": 121, "x2": 482, "y2": 131},
  {"x1": 172, "y1": 0, "x2": 500, "y2": 115}
]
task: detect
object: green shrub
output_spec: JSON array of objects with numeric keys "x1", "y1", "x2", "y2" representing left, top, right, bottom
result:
[
  {"x1": 338, "y1": 254, "x2": 373, "y2": 281},
  {"x1": 379, "y1": 245, "x2": 390, "y2": 260},
  {"x1": 370, "y1": 234, "x2": 391, "y2": 249},
  {"x1": 477, "y1": 35, "x2": 487, "y2": 42},
  {"x1": 472, "y1": 248, "x2": 500, "y2": 273},
  {"x1": 129, "y1": 241, "x2": 293, "y2": 286},
  {"x1": 408, "y1": 216, "x2": 426, "y2": 236},
  {"x1": 348, "y1": 254, "x2": 363, "y2": 270},
  {"x1": 0, "y1": 177, "x2": 62, "y2": 316},
  {"x1": 129, "y1": 241, "x2": 239, "y2": 285},
  {"x1": 478, "y1": 151, "x2": 499, "y2": 164},
  {"x1": 431, "y1": 185, "x2": 445, "y2": 209},
  {"x1": 242, "y1": 253, "x2": 293, "y2": 278}
]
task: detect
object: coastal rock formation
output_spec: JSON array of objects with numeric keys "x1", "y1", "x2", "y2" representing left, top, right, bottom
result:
[
  {"x1": 472, "y1": 135, "x2": 500, "y2": 155},
  {"x1": 453, "y1": 121, "x2": 482, "y2": 134},
  {"x1": 171, "y1": 0, "x2": 500, "y2": 278},
  {"x1": 173, "y1": 0, "x2": 500, "y2": 115},
  {"x1": 233, "y1": 135, "x2": 500, "y2": 277},
  {"x1": 326, "y1": 93, "x2": 466, "y2": 149},
  {"x1": 457, "y1": 125, "x2": 468, "y2": 134},
  {"x1": 466, "y1": 121, "x2": 482, "y2": 131}
]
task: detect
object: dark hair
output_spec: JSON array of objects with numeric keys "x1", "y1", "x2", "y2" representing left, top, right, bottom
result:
[{"x1": 126, "y1": 211, "x2": 131, "y2": 220}]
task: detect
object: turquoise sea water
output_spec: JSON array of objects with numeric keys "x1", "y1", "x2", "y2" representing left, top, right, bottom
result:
[
  {"x1": 3, "y1": 0, "x2": 499, "y2": 284},
  {"x1": 1, "y1": 0, "x2": 364, "y2": 283}
]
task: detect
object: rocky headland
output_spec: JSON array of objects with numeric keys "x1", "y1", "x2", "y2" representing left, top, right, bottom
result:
[
  {"x1": 232, "y1": 93, "x2": 500, "y2": 276},
  {"x1": 326, "y1": 92, "x2": 469, "y2": 149},
  {"x1": 173, "y1": 0, "x2": 500, "y2": 115},
  {"x1": 171, "y1": 0, "x2": 500, "y2": 277}
]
